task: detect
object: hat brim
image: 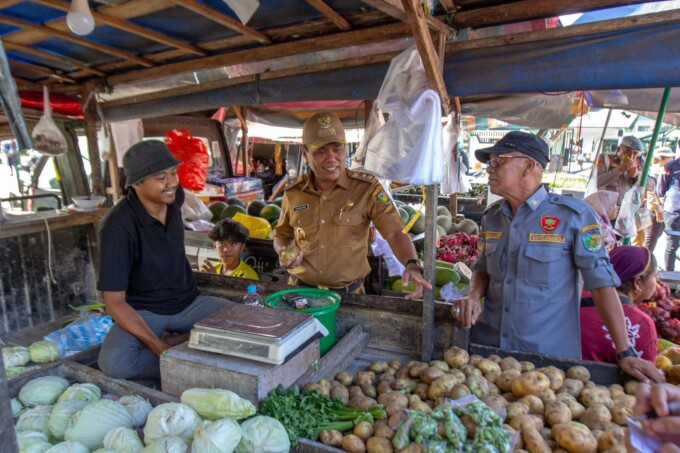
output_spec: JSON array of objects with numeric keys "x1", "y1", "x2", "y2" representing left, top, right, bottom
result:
[
  {"x1": 474, "y1": 143, "x2": 516, "y2": 164},
  {"x1": 306, "y1": 137, "x2": 347, "y2": 152}
]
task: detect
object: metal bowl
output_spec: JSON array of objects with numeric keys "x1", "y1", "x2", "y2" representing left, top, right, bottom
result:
[{"x1": 72, "y1": 196, "x2": 106, "y2": 210}]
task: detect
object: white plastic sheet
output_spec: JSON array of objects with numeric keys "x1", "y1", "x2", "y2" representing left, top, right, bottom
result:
[{"x1": 441, "y1": 116, "x2": 470, "y2": 195}]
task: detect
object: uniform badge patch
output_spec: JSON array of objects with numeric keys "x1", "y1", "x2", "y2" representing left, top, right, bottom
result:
[
  {"x1": 528, "y1": 233, "x2": 565, "y2": 243},
  {"x1": 581, "y1": 224, "x2": 600, "y2": 234},
  {"x1": 293, "y1": 204, "x2": 309, "y2": 212},
  {"x1": 376, "y1": 192, "x2": 391, "y2": 205},
  {"x1": 484, "y1": 231, "x2": 502, "y2": 240},
  {"x1": 582, "y1": 234, "x2": 602, "y2": 252},
  {"x1": 540, "y1": 216, "x2": 560, "y2": 232}
]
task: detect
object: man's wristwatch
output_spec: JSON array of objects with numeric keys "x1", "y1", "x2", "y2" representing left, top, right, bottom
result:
[
  {"x1": 617, "y1": 346, "x2": 641, "y2": 361},
  {"x1": 405, "y1": 259, "x2": 424, "y2": 274}
]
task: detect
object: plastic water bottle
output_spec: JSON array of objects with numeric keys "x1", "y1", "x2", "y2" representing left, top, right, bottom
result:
[{"x1": 241, "y1": 284, "x2": 263, "y2": 306}]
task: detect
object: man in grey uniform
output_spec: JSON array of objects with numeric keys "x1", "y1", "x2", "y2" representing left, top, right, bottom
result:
[{"x1": 453, "y1": 131, "x2": 663, "y2": 383}]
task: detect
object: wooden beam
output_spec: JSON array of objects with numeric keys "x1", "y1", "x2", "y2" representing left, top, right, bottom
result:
[
  {"x1": 305, "y1": 0, "x2": 352, "y2": 30},
  {"x1": 168, "y1": 0, "x2": 272, "y2": 45},
  {"x1": 30, "y1": 0, "x2": 208, "y2": 57},
  {"x1": 81, "y1": 85, "x2": 105, "y2": 196},
  {"x1": 3, "y1": 40, "x2": 107, "y2": 77},
  {"x1": 401, "y1": 0, "x2": 450, "y2": 113},
  {"x1": 0, "y1": 16, "x2": 155, "y2": 68},
  {"x1": 452, "y1": 0, "x2": 654, "y2": 29},
  {"x1": 363, "y1": 0, "x2": 451, "y2": 36},
  {"x1": 446, "y1": 8, "x2": 680, "y2": 53},
  {"x1": 0, "y1": 0, "x2": 21, "y2": 7},
  {"x1": 9, "y1": 59, "x2": 76, "y2": 83}
]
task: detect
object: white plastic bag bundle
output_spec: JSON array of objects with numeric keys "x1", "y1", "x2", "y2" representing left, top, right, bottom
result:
[
  {"x1": 614, "y1": 185, "x2": 641, "y2": 239},
  {"x1": 441, "y1": 116, "x2": 469, "y2": 195},
  {"x1": 32, "y1": 86, "x2": 67, "y2": 156},
  {"x1": 181, "y1": 192, "x2": 212, "y2": 222},
  {"x1": 361, "y1": 45, "x2": 443, "y2": 184}
]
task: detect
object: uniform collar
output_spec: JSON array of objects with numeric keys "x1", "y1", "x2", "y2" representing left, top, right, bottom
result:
[
  {"x1": 501, "y1": 184, "x2": 548, "y2": 217},
  {"x1": 304, "y1": 168, "x2": 350, "y2": 192}
]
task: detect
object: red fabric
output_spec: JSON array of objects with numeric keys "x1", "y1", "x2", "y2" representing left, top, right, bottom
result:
[
  {"x1": 580, "y1": 305, "x2": 657, "y2": 362},
  {"x1": 164, "y1": 129, "x2": 209, "y2": 191},
  {"x1": 19, "y1": 90, "x2": 83, "y2": 117}
]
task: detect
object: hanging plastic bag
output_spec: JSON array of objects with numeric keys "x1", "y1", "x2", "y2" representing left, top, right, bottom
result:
[
  {"x1": 441, "y1": 116, "x2": 470, "y2": 195},
  {"x1": 614, "y1": 185, "x2": 641, "y2": 239},
  {"x1": 361, "y1": 45, "x2": 443, "y2": 184},
  {"x1": 165, "y1": 129, "x2": 209, "y2": 191},
  {"x1": 32, "y1": 86, "x2": 67, "y2": 156},
  {"x1": 181, "y1": 192, "x2": 213, "y2": 222}
]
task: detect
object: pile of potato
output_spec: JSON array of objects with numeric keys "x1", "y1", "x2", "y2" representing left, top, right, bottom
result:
[{"x1": 312, "y1": 346, "x2": 636, "y2": 453}]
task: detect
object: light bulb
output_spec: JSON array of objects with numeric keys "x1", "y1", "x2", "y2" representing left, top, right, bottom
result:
[
  {"x1": 67, "y1": 0, "x2": 95, "y2": 36},
  {"x1": 603, "y1": 89, "x2": 629, "y2": 107}
]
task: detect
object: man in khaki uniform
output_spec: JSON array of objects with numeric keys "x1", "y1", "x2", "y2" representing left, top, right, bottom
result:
[{"x1": 273, "y1": 112, "x2": 430, "y2": 298}]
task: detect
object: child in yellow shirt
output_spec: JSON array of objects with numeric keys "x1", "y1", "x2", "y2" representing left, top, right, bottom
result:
[{"x1": 202, "y1": 218, "x2": 259, "y2": 280}]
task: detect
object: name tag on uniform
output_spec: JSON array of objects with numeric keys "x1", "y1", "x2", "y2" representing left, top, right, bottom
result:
[
  {"x1": 484, "y1": 231, "x2": 502, "y2": 240},
  {"x1": 581, "y1": 224, "x2": 600, "y2": 234},
  {"x1": 293, "y1": 204, "x2": 309, "y2": 212},
  {"x1": 528, "y1": 233, "x2": 566, "y2": 243}
]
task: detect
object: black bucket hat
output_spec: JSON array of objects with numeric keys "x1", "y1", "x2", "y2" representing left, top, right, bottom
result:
[{"x1": 123, "y1": 140, "x2": 182, "y2": 188}]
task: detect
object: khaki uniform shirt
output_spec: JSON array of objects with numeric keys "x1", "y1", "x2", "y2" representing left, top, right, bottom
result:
[{"x1": 274, "y1": 169, "x2": 404, "y2": 287}]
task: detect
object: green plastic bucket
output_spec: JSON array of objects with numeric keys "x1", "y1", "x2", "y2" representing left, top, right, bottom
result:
[{"x1": 264, "y1": 288, "x2": 341, "y2": 356}]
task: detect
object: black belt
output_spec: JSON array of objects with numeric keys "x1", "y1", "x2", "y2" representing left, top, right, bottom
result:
[{"x1": 292, "y1": 277, "x2": 363, "y2": 293}]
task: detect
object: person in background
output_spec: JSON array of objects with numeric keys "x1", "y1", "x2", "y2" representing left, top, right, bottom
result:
[
  {"x1": 597, "y1": 135, "x2": 646, "y2": 205},
  {"x1": 273, "y1": 112, "x2": 430, "y2": 298},
  {"x1": 97, "y1": 140, "x2": 234, "y2": 380},
  {"x1": 646, "y1": 148, "x2": 677, "y2": 254},
  {"x1": 453, "y1": 131, "x2": 663, "y2": 383},
  {"x1": 632, "y1": 383, "x2": 680, "y2": 451},
  {"x1": 202, "y1": 218, "x2": 259, "y2": 280},
  {"x1": 657, "y1": 152, "x2": 680, "y2": 271},
  {"x1": 580, "y1": 246, "x2": 658, "y2": 362}
]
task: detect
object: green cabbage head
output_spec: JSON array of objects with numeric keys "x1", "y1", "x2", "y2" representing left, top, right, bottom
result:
[
  {"x1": 140, "y1": 436, "x2": 189, "y2": 453},
  {"x1": 180, "y1": 388, "x2": 255, "y2": 421},
  {"x1": 48, "y1": 399, "x2": 87, "y2": 440},
  {"x1": 28, "y1": 340, "x2": 62, "y2": 363},
  {"x1": 191, "y1": 419, "x2": 241, "y2": 453},
  {"x1": 118, "y1": 395, "x2": 153, "y2": 428},
  {"x1": 3, "y1": 346, "x2": 30, "y2": 368},
  {"x1": 64, "y1": 399, "x2": 133, "y2": 450},
  {"x1": 44, "y1": 441, "x2": 89, "y2": 453},
  {"x1": 16, "y1": 405, "x2": 53, "y2": 436},
  {"x1": 103, "y1": 426, "x2": 144, "y2": 453},
  {"x1": 143, "y1": 403, "x2": 201, "y2": 444},
  {"x1": 236, "y1": 415, "x2": 290, "y2": 453},
  {"x1": 57, "y1": 383, "x2": 101, "y2": 403},
  {"x1": 19, "y1": 376, "x2": 69, "y2": 406}
]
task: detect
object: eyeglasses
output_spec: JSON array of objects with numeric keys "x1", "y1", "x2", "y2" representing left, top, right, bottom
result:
[{"x1": 487, "y1": 155, "x2": 532, "y2": 168}]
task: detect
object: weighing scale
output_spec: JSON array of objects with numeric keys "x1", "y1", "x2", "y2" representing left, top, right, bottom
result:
[{"x1": 188, "y1": 304, "x2": 321, "y2": 365}]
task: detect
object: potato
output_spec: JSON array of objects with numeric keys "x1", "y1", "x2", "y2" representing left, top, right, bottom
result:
[
  {"x1": 488, "y1": 354, "x2": 502, "y2": 363},
  {"x1": 391, "y1": 378, "x2": 416, "y2": 391},
  {"x1": 373, "y1": 421, "x2": 395, "y2": 439},
  {"x1": 408, "y1": 362, "x2": 429, "y2": 379},
  {"x1": 466, "y1": 375, "x2": 490, "y2": 399},
  {"x1": 460, "y1": 363, "x2": 483, "y2": 379},
  {"x1": 488, "y1": 381, "x2": 501, "y2": 395},
  {"x1": 540, "y1": 366, "x2": 565, "y2": 391},
  {"x1": 398, "y1": 443, "x2": 423, "y2": 453},
  {"x1": 579, "y1": 404, "x2": 612, "y2": 431},
  {"x1": 483, "y1": 394, "x2": 508, "y2": 412},
  {"x1": 427, "y1": 374, "x2": 458, "y2": 399},
  {"x1": 448, "y1": 368, "x2": 466, "y2": 383},
  {"x1": 361, "y1": 383, "x2": 377, "y2": 398},
  {"x1": 331, "y1": 385, "x2": 350, "y2": 404},
  {"x1": 395, "y1": 366, "x2": 410, "y2": 379},
  {"x1": 406, "y1": 394, "x2": 420, "y2": 406},
  {"x1": 512, "y1": 371, "x2": 551, "y2": 397},
  {"x1": 563, "y1": 398, "x2": 586, "y2": 419},
  {"x1": 447, "y1": 384, "x2": 471, "y2": 400},
  {"x1": 385, "y1": 402, "x2": 407, "y2": 417},
  {"x1": 354, "y1": 421, "x2": 374, "y2": 441},
  {"x1": 602, "y1": 446, "x2": 627, "y2": 453},
  {"x1": 377, "y1": 381, "x2": 393, "y2": 396},
  {"x1": 597, "y1": 427, "x2": 625, "y2": 452},
  {"x1": 536, "y1": 388, "x2": 556, "y2": 405},
  {"x1": 496, "y1": 369, "x2": 521, "y2": 393},
  {"x1": 461, "y1": 414, "x2": 478, "y2": 437},
  {"x1": 522, "y1": 427, "x2": 551, "y2": 453},
  {"x1": 500, "y1": 356, "x2": 522, "y2": 371},
  {"x1": 545, "y1": 401, "x2": 571, "y2": 426},
  {"x1": 378, "y1": 392, "x2": 408, "y2": 407},
  {"x1": 566, "y1": 365, "x2": 591, "y2": 382},
  {"x1": 349, "y1": 396, "x2": 378, "y2": 410},
  {"x1": 389, "y1": 360, "x2": 401, "y2": 369},
  {"x1": 591, "y1": 429, "x2": 603, "y2": 440},
  {"x1": 443, "y1": 346, "x2": 469, "y2": 367},
  {"x1": 366, "y1": 436, "x2": 393, "y2": 453},
  {"x1": 381, "y1": 368, "x2": 397, "y2": 378},
  {"x1": 506, "y1": 401, "x2": 530, "y2": 420},
  {"x1": 335, "y1": 371, "x2": 353, "y2": 386},
  {"x1": 318, "y1": 379, "x2": 331, "y2": 395},
  {"x1": 555, "y1": 392, "x2": 576, "y2": 403},
  {"x1": 428, "y1": 360, "x2": 449, "y2": 371},
  {"x1": 518, "y1": 395, "x2": 545, "y2": 414},
  {"x1": 349, "y1": 385, "x2": 365, "y2": 399},
  {"x1": 356, "y1": 371, "x2": 376, "y2": 386},
  {"x1": 420, "y1": 366, "x2": 445, "y2": 384},
  {"x1": 510, "y1": 414, "x2": 543, "y2": 432},
  {"x1": 469, "y1": 354, "x2": 483, "y2": 366},
  {"x1": 502, "y1": 392, "x2": 517, "y2": 403},
  {"x1": 342, "y1": 434, "x2": 366, "y2": 453},
  {"x1": 609, "y1": 405, "x2": 632, "y2": 426},
  {"x1": 539, "y1": 426, "x2": 552, "y2": 440},
  {"x1": 612, "y1": 393, "x2": 635, "y2": 410},
  {"x1": 623, "y1": 380, "x2": 638, "y2": 396},
  {"x1": 387, "y1": 412, "x2": 406, "y2": 430},
  {"x1": 303, "y1": 383, "x2": 324, "y2": 394},
  {"x1": 477, "y1": 358, "x2": 502, "y2": 375},
  {"x1": 579, "y1": 386, "x2": 612, "y2": 408},
  {"x1": 609, "y1": 384, "x2": 625, "y2": 398},
  {"x1": 369, "y1": 361, "x2": 389, "y2": 373},
  {"x1": 484, "y1": 371, "x2": 501, "y2": 384},
  {"x1": 414, "y1": 383, "x2": 429, "y2": 401},
  {"x1": 521, "y1": 361, "x2": 536, "y2": 372},
  {"x1": 320, "y1": 429, "x2": 343, "y2": 446},
  {"x1": 410, "y1": 401, "x2": 432, "y2": 413},
  {"x1": 560, "y1": 378, "x2": 584, "y2": 398},
  {"x1": 551, "y1": 421, "x2": 597, "y2": 453}
]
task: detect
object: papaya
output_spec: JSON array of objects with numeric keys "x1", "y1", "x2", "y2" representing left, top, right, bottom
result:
[
  {"x1": 658, "y1": 338, "x2": 677, "y2": 352},
  {"x1": 390, "y1": 278, "x2": 416, "y2": 293},
  {"x1": 435, "y1": 266, "x2": 461, "y2": 287},
  {"x1": 436, "y1": 260, "x2": 455, "y2": 269}
]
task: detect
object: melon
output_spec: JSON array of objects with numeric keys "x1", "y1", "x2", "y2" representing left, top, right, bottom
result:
[
  {"x1": 208, "y1": 202, "x2": 228, "y2": 222},
  {"x1": 260, "y1": 204, "x2": 282, "y2": 225},
  {"x1": 222, "y1": 205, "x2": 247, "y2": 219},
  {"x1": 410, "y1": 214, "x2": 426, "y2": 234},
  {"x1": 437, "y1": 206, "x2": 452, "y2": 218},
  {"x1": 226, "y1": 197, "x2": 246, "y2": 207},
  {"x1": 456, "y1": 218, "x2": 479, "y2": 235},
  {"x1": 402, "y1": 205, "x2": 417, "y2": 219},
  {"x1": 247, "y1": 200, "x2": 267, "y2": 217},
  {"x1": 436, "y1": 225, "x2": 447, "y2": 237},
  {"x1": 272, "y1": 197, "x2": 283, "y2": 207},
  {"x1": 437, "y1": 215, "x2": 453, "y2": 234},
  {"x1": 397, "y1": 208, "x2": 410, "y2": 224}
]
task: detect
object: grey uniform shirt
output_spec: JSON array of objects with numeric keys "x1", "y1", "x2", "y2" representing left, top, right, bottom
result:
[{"x1": 472, "y1": 185, "x2": 620, "y2": 359}]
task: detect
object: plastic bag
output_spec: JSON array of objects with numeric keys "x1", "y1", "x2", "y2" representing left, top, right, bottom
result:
[
  {"x1": 32, "y1": 86, "x2": 67, "y2": 156},
  {"x1": 165, "y1": 129, "x2": 209, "y2": 191},
  {"x1": 232, "y1": 212, "x2": 271, "y2": 239},
  {"x1": 361, "y1": 46, "x2": 443, "y2": 184},
  {"x1": 614, "y1": 185, "x2": 642, "y2": 239},
  {"x1": 440, "y1": 281, "x2": 468, "y2": 302},
  {"x1": 44, "y1": 314, "x2": 113, "y2": 354},
  {"x1": 181, "y1": 192, "x2": 212, "y2": 222}
]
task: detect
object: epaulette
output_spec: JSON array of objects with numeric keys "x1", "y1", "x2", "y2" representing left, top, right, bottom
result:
[
  {"x1": 347, "y1": 170, "x2": 375, "y2": 183},
  {"x1": 285, "y1": 175, "x2": 305, "y2": 190},
  {"x1": 549, "y1": 194, "x2": 588, "y2": 214}
]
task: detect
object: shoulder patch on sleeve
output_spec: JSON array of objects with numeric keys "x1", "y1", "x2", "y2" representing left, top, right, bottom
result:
[
  {"x1": 549, "y1": 194, "x2": 588, "y2": 214},
  {"x1": 348, "y1": 170, "x2": 375, "y2": 182}
]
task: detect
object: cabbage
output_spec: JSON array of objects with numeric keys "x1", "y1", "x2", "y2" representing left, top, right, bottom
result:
[
  {"x1": 16, "y1": 405, "x2": 53, "y2": 436},
  {"x1": 17, "y1": 431, "x2": 49, "y2": 449},
  {"x1": 6, "y1": 365, "x2": 40, "y2": 378},
  {"x1": 118, "y1": 395, "x2": 153, "y2": 428},
  {"x1": 144, "y1": 403, "x2": 201, "y2": 444},
  {"x1": 64, "y1": 399, "x2": 133, "y2": 450},
  {"x1": 44, "y1": 441, "x2": 89, "y2": 453},
  {"x1": 20, "y1": 442, "x2": 53, "y2": 453},
  {"x1": 180, "y1": 388, "x2": 255, "y2": 421},
  {"x1": 140, "y1": 436, "x2": 189, "y2": 453},
  {"x1": 236, "y1": 416, "x2": 290, "y2": 453},
  {"x1": 92, "y1": 450, "x2": 120, "y2": 453},
  {"x1": 19, "y1": 376, "x2": 69, "y2": 406},
  {"x1": 28, "y1": 340, "x2": 63, "y2": 363},
  {"x1": 12, "y1": 397, "x2": 26, "y2": 417},
  {"x1": 57, "y1": 383, "x2": 101, "y2": 403},
  {"x1": 191, "y1": 419, "x2": 241, "y2": 453},
  {"x1": 103, "y1": 426, "x2": 144, "y2": 453},
  {"x1": 3, "y1": 346, "x2": 30, "y2": 368},
  {"x1": 48, "y1": 399, "x2": 87, "y2": 440}
]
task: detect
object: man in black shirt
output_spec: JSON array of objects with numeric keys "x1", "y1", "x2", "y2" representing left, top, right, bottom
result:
[{"x1": 97, "y1": 140, "x2": 233, "y2": 380}]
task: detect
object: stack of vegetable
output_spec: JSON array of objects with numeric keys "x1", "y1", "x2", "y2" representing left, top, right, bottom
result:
[
  {"x1": 12, "y1": 376, "x2": 290, "y2": 453},
  {"x1": 436, "y1": 233, "x2": 479, "y2": 269},
  {"x1": 297, "y1": 347, "x2": 634, "y2": 452},
  {"x1": 3, "y1": 340, "x2": 63, "y2": 378},
  {"x1": 458, "y1": 184, "x2": 487, "y2": 199},
  {"x1": 637, "y1": 282, "x2": 680, "y2": 343},
  {"x1": 656, "y1": 343, "x2": 680, "y2": 385}
]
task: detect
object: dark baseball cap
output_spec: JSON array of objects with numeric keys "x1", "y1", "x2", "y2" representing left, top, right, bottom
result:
[
  {"x1": 475, "y1": 131, "x2": 550, "y2": 169},
  {"x1": 619, "y1": 135, "x2": 645, "y2": 153}
]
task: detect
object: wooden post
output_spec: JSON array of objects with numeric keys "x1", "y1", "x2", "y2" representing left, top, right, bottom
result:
[
  {"x1": 106, "y1": 129, "x2": 122, "y2": 202},
  {"x1": 0, "y1": 353, "x2": 19, "y2": 451},
  {"x1": 421, "y1": 184, "x2": 438, "y2": 361},
  {"x1": 81, "y1": 85, "x2": 104, "y2": 196},
  {"x1": 234, "y1": 106, "x2": 249, "y2": 177}
]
